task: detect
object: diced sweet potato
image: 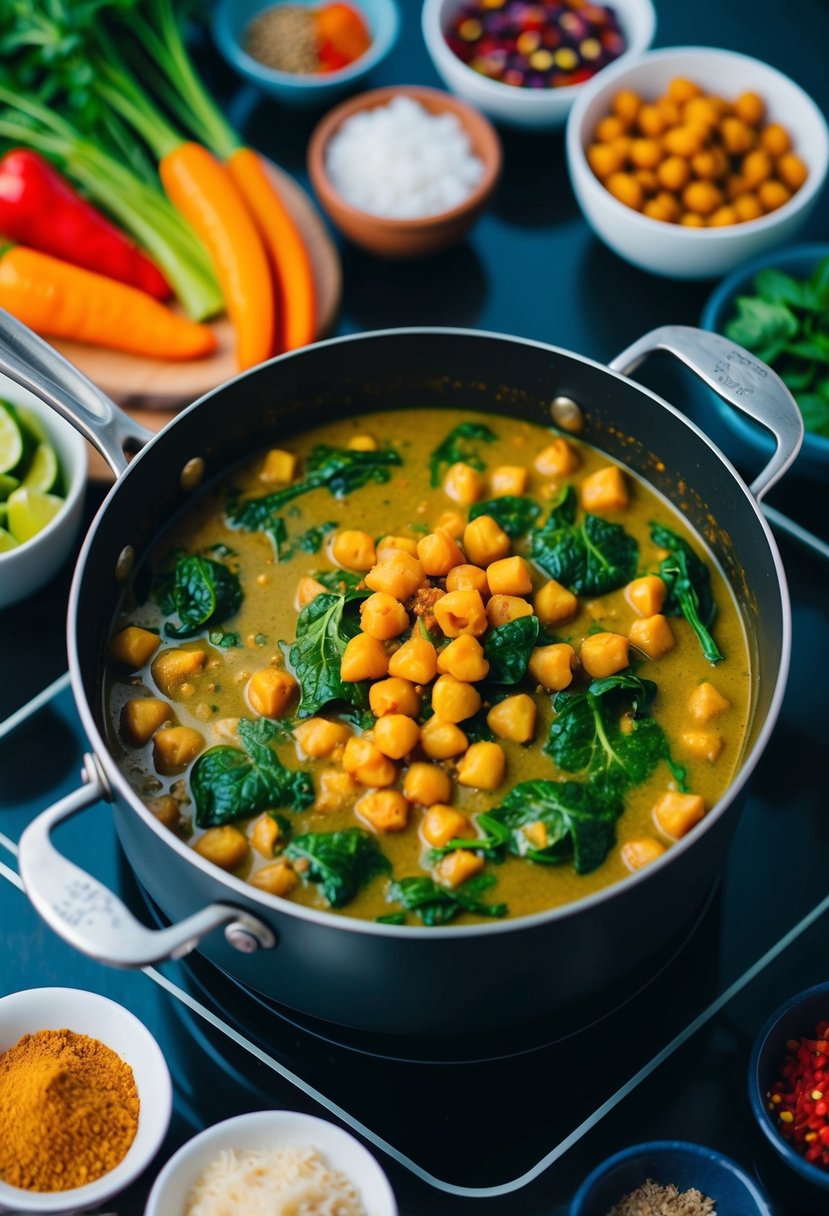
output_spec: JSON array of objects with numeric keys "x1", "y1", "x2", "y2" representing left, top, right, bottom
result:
[
  {"x1": 435, "y1": 849, "x2": 484, "y2": 888},
  {"x1": 153, "y1": 726, "x2": 204, "y2": 775},
  {"x1": 652, "y1": 791, "x2": 705, "y2": 839},
  {"x1": 688, "y1": 682, "x2": 730, "y2": 723},
  {"x1": 151, "y1": 647, "x2": 206, "y2": 698},
  {"x1": 629, "y1": 613, "x2": 675, "y2": 660},
  {"x1": 680, "y1": 730, "x2": 723, "y2": 763},
  {"x1": 621, "y1": 837, "x2": 666, "y2": 870},
  {"x1": 120, "y1": 698, "x2": 171, "y2": 746},
  {"x1": 580, "y1": 466, "x2": 629, "y2": 512},
  {"x1": 108, "y1": 626, "x2": 159, "y2": 669}
]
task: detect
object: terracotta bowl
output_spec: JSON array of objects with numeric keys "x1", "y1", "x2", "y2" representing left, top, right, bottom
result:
[{"x1": 307, "y1": 85, "x2": 502, "y2": 258}]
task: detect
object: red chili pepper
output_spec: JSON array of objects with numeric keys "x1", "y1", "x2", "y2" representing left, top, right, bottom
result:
[
  {"x1": 0, "y1": 150, "x2": 171, "y2": 300},
  {"x1": 768, "y1": 1020, "x2": 829, "y2": 1170}
]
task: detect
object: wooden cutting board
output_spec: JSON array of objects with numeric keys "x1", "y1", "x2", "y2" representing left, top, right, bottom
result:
[{"x1": 54, "y1": 161, "x2": 342, "y2": 481}]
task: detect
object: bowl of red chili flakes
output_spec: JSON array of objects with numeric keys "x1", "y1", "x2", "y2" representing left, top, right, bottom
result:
[
  {"x1": 422, "y1": 0, "x2": 656, "y2": 130},
  {"x1": 750, "y1": 982, "x2": 829, "y2": 1193}
]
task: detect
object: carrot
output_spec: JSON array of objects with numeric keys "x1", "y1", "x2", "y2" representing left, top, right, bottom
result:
[
  {"x1": 160, "y1": 142, "x2": 275, "y2": 370},
  {"x1": 0, "y1": 245, "x2": 217, "y2": 360},
  {"x1": 226, "y1": 148, "x2": 316, "y2": 353}
]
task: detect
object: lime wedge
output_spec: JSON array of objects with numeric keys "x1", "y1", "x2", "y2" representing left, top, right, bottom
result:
[
  {"x1": 15, "y1": 405, "x2": 47, "y2": 445},
  {"x1": 0, "y1": 472, "x2": 19, "y2": 500},
  {"x1": 22, "y1": 443, "x2": 59, "y2": 493},
  {"x1": 6, "y1": 486, "x2": 64, "y2": 543},
  {"x1": 0, "y1": 405, "x2": 24, "y2": 475},
  {"x1": 0, "y1": 525, "x2": 18, "y2": 553}
]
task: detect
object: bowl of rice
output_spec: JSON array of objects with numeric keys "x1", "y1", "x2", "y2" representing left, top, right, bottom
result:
[
  {"x1": 144, "y1": 1109, "x2": 398, "y2": 1216},
  {"x1": 307, "y1": 84, "x2": 502, "y2": 256}
]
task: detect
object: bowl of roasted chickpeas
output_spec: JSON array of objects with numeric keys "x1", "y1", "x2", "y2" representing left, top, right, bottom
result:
[{"x1": 566, "y1": 46, "x2": 829, "y2": 278}]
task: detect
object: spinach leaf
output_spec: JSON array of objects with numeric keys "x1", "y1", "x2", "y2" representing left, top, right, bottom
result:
[
  {"x1": 650, "y1": 523, "x2": 723, "y2": 664},
  {"x1": 545, "y1": 673, "x2": 667, "y2": 795},
  {"x1": 468, "y1": 496, "x2": 541, "y2": 537},
  {"x1": 315, "y1": 568, "x2": 364, "y2": 594},
  {"x1": 752, "y1": 267, "x2": 820, "y2": 312},
  {"x1": 391, "y1": 874, "x2": 507, "y2": 925},
  {"x1": 208, "y1": 630, "x2": 240, "y2": 649},
  {"x1": 159, "y1": 554, "x2": 243, "y2": 639},
  {"x1": 286, "y1": 829, "x2": 390, "y2": 908},
  {"x1": 483, "y1": 615, "x2": 540, "y2": 684},
  {"x1": 799, "y1": 392, "x2": 829, "y2": 436},
  {"x1": 530, "y1": 485, "x2": 638, "y2": 595},
  {"x1": 377, "y1": 912, "x2": 407, "y2": 925},
  {"x1": 227, "y1": 445, "x2": 402, "y2": 550},
  {"x1": 191, "y1": 718, "x2": 314, "y2": 828},
  {"x1": 724, "y1": 295, "x2": 800, "y2": 364},
  {"x1": 287, "y1": 590, "x2": 371, "y2": 717},
  {"x1": 426, "y1": 813, "x2": 511, "y2": 860},
  {"x1": 429, "y1": 422, "x2": 496, "y2": 487},
  {"x1": 484, "y1": 780, "x2": 619, "y2": 875}
]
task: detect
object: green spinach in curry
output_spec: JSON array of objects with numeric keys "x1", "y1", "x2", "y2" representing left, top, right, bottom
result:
[{"x1": 105, "y1": 410, "x2": 750, "y2": 925}]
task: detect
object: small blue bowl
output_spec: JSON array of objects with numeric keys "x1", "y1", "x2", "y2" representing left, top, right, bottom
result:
[
  {"x1": 570, "y1": 1140, "x2": 771, "y2": 1216},
  {"x1": 701, "y1": 243, "x2": 829, "y2": 482},
  {"x1": 749, "y1": 981, "x2": 829, "y2": 1193},
  {"x1": 213, "y1": 0, "x2": 400, "y2": 107}
]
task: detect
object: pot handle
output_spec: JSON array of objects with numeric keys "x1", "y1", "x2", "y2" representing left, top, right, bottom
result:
[
  {"x1": 0, "y1": 307, "x2": 154, "y2": 478},
  {"x1": 607, "y1": 324, "x2": 803, "y2": 501},
  {"x1": 18, "y1": 754, "x2": 275, "y2": 967}
]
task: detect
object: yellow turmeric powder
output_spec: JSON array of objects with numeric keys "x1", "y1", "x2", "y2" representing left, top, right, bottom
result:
[{"x1": 0, "y1": 1028, "x2": 139, "y2": 1191}]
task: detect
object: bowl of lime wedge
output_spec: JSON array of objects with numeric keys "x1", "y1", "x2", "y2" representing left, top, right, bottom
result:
[{"x1": 0, "y1": 378, "x2": 86, "y2": 608}]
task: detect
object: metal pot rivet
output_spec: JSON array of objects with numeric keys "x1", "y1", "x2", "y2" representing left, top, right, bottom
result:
[
  {"x1": 180, "y1": 457, "x2": 205, "y2": 492},
  {"x1": 225, "y1": 919, "x2": 276, "y2": 953},
  {"x1": 114, "y1": 546, "x2": 135, "y2": 582},
  {"x1": 551, "y1": 395, "x2": 585, "y2": 433}
]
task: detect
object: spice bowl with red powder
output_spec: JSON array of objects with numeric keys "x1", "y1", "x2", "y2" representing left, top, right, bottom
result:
[
  {"x1": 0, "y1": 986, "x2": 171, "y2": 1212},
  {"x1": 212, "y1": 0, "x2": 399, "y2": 107},
  {"x1": 750, "y1": 981, "x2": 829, "y2": 1194},
  {"x1": 422, "y1": 0, "x2": 656, "y2": 129}
]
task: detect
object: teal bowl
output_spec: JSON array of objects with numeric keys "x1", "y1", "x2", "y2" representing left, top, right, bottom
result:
[
  {"x1": 701, "y1": 243, "x2": 829, "y2": 482},
  {"x1": 213, "y1": 0, "x2": 400, "y2": 107},
  {"x1": 570, "y1": 1141, "x2": 771, "y2": 1216}
]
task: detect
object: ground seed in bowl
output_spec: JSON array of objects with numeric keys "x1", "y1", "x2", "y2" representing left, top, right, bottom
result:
[
  {"x1": 608, "y1": 1177, "x2": 716, "y2": 1216},
  {"x1": 185, "y1": 1144, "x2": 365, "y2": 1215},
  {"x1": 244, "y1": 5, "x2": 319, "y2": 74},
  {"x1": 325, "y1": 96, "x2": 485, "y2": 218}
]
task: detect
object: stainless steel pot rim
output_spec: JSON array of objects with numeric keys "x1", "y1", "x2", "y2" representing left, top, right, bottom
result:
[{"x1": 66, "y1": 325, "x2": 792, "y2": 940}]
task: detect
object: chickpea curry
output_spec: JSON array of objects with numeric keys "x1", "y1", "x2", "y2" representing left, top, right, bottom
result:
[{"x1": 105, "y1": 409, "x2": 750, "y2": 926}]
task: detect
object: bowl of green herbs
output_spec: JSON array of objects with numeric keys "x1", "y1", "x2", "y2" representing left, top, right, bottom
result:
[{"x1": 701, "y1": 244, "x2": 829, "y2": 481}]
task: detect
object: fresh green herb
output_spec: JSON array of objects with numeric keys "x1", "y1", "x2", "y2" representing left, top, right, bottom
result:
[
  {"x1": 484, "y1": 780, "x2": 618, "y2": 874},
  {"x1": 287, "y1": 590, "x2": 371, "y2": 718},
  {"x1": 376, "y1": 912, "x2": 407, "y2": 925},
  {"x1": 723, "y1": 257, "x2": 829, "y2": 437},
  {"x1": 208, "y1": 630, "x2": 240, "y2": 650},
  {"x1": 468, "y1": 495, "x2": 542, "y2": 537},
  {"x1": 530, "y1": 485, "x2": 638, "y2": 595},
  {"x1": 426, "y1": 815, "x2": 511, "y2": 861},
  {"x1": 391, "y1": 874, "x2": 507, "y2": 925},
  {"x1": 157, "y1": 554, "x2": 242, "y2": 639},
  {"x1": 341, "y1": 707, "x2": 377, "y2": 732},
  {"x1": 650, "y1": 523, "x2": 723, "y2": 664},
  {"x1": 227, "y1": 446, "x2": 402, "y2": 551},
  {"x1": 463, "y1": 708, "x2": 496, "y2": 743},
  {"x1": 315, "y1": 568, "x2": 364, "y2": 594},
  {"x1": 667, "y1": 756, "x2": 689, "y2": 793},
  {"x1": 429, "y1": 422, "x2": 496, "y2": 487},
  {"x1": 483, "y1": 615, "x2": 540, "y2": 684},
  {"x1": 255, "y1": 632, "x2": 268, "y2": 647},
  {"x1": 409, "y1": 522, "x2": 429, "y2": 535},
  {"x1": 286, "y1": 829, "x2": 390, "y2": 908},
  {"x1": 191, "y1": 718, "x2": 313, "y2": 828}
]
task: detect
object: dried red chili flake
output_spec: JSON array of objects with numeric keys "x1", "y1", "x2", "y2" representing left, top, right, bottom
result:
[
  {"x1": 767, "y1": 1018, "x2": 829, "y2": 1170},
  {"x1": 445, "y1": 0, "x2": 626, "y2": 90}
]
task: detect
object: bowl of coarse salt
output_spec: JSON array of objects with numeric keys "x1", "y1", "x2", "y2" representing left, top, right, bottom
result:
[{"x1": 307, "y1": 84, "x2": 502, "y2": 256}]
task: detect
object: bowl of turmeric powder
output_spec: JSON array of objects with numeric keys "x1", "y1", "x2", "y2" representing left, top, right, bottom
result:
[
  {"x1": 0, "y1": 987, "x2": 171, "y2": 1212},
  {"x1": 565, "y1": 46, "x2": 829, "y2": 278}
]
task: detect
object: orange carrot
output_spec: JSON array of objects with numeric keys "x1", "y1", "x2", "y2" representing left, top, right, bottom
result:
[
  {"x1": 226, "y1": 148, "x2": 316, "y2": 353},
  {"x1": 0, "y1": 245, "x2": 217, "y2": 360},
  {"x1": 160, "y1": 142, "x2": 275, "y2": 370}
]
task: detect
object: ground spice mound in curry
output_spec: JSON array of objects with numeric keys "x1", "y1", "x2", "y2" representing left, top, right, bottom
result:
[
  {"x1": 607, "y1": 1177, "x2": 717, "y2": 1216},
  {"x1": 0, "y1": 1028, "x2": 139, "y2": 1191}
]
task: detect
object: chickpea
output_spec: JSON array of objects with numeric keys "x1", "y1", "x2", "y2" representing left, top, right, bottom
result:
[
  {"x1": 629, "y1": 138, "x2": 663, "y2": 170},
  {"x1": 445, "y1": 563, "x2": 489, "y2": 599},
  {"x1": 259, "y1": 448, "x2": 297, "y2": 484},
  {"x1": 436, "y1": 849, "x2": 484, "y2": 888},
  {"x1": 732, "y1": 192, "x2": 763, "y2": 222},
  {"x1": 682, "y1": 180, "x2": 724, "y2": 217},
  {"x1": 347, "y1": 433, "x2": 378, "y2": 451},
  {"x1": 486, "y1": 693, "x2": 537, "y2": 744},
  {"x1": 489, "y1": 465, "x2": 528, "y2": 497},
  {"x1": 625, "y1": 575, "x2": 666, "y2": 617},
  {"x1": 148, "y1": 795, "x2": 180, "y2": 831},
  {"x1": 605, "y1": 172, "x2": 644, "y2": 211},
  {"x1": 403, "y1": 762, "x2": 452, "y2": 807},
  {"x1": 629, "y1": 613, "x2": 676, "y2": 659},
  {"x1": 690, "y1": 147, "x2": 728, "y2": 181},
  {"x1": 596, "y1": 114, "x2": 628, "y2": 143},
  {"x1": 721, "y1": 116, "x2": 755, "y2": 156},
  {"x1": 760, "y1": 122, "x2": 791, "y2": 157},
  {"x1": 643, "y1": 194, "x2": 681, "y2": 223},
  {"x1": 777, "y1": 153, "x2": 808, "y2": 190},
  {"x1": 726, "y1": 174, "x2": 749, "y2": 201},
  {"x1": 417, "y1": 529, "x2": 464, "y2": 576},
  {"x1": 434, "y1": 589, "x2": 488, "y2": 639},
  {"x1": 662, "y1": 125, "x2": 707, "y2": 158},
  {"x1": 534, "y1": 578, "x2": 578, "y2": 626},
  {"x1": 360, "y1": 592, "x2": 409, "y2": 640},
  {"x1": 634, "y1": 168, "x2": 659, "y2": 198},
  {"x1": 340, "y1": 633, "x2": 389, "y2": 683},
  {"x1": 387, "y1": 634, "x2": 438, "y2": 684},
  {"x1": 372, "y1": 714, "x2": 420, "y2": 760},
  {"x1": 431, "y1": 673, "x2": 482, "y2": 723},
  {"x1": 293, "y1": 717, "x2": 351, "y2": 759},
  {"x1": 369, "y1": 677, "x2": 421, "y2": 718},
  {"x1": 683, "y1": 97, "x2": 720, "y2": 129},
  {"x1": 457, "y1": 741, "x2": 506, "y2": 790},
  {"x1": 436, "y1": 634, "x2": 490, "y2": 683},
  {"x1": 376, "y1": 535, "x2": 419, "y2": 562},
  {"x1": 668, "y1": 77, "x2": 702, "y2": 104},
  {"x1": 708, "y1": 205, "x2": 738, "y2": 228},
  {"x1": 365, "y1": 552, "x2": 425, "y2": 600},
  {"x1": 420, "y1": 718, "x2": 469, "y2": 760},
  {"x1": 580, "y1": 632, "x2": 629, "y2": 678},
  {"x1": 486, "y1": 556, "x2": 532, "y2": 597},
  {"x1": 357, "y1": 789, "x2": 410, "y2": 833},
  {"x1": 636, "y1": 103, "x2": 666, "y2": 137},
  {"x1": 342, "y1": 736, "x2": 397, "y2": 787},
  {"x1": 331, "y1": 529, "x2": 376, "y2": 572},
  {"x1": 587, "y1": 142, "x2": 625, "y2": 180},
  {"x1": 656, "y1": 97, "x2": 681, "y2": 126},
  {"x1": 486, "y1": 594, "x2": 534, "y2": 629},
  {"x1": 534, "y1": 438, "x2": 580, "y2": 476},
  {"x1": 443, "y1": 462, "x2": 485, "y2": 505},
  {"x1": 250, "y1": 861, "x2": 298, "y2": 897},
  {"x1": 680, "y1": 212, "x2": 706, "y2": 227},
  {"x1": 434, "y1": 510, "x2": 466, "y2": 539},
  {"x1": 463, "y1": 515, "x2": 511, "y2": 566},
  {"x1": 296, "y1": 575, "x2": 327, "y2": 610},
  {"x1": 657, "y1": 155, "x2": 691, "y2": 193},
  {"x1": 528, "y1": 643, "x2": 576, "y2": 692},
  {"x1": 421, "y1": 805, "x2": 473, "y2": 849},
  {"x1": 612, "y1": 88, "x2": 641, "y2": 124},
  {"x1": 734, "y1": 90, "x2": 764, "y2": 126},
  {"x1": 315, "y1": 768, "x2": 360, "y2": 813},
  {"x1": 195, "y1": 825, "x2": 248, "y2": 871},
  {"x1": 251, "y1": 813, "x2": 280, "y2": 858},
  {"x1": 758, "y1": 179, "x2": 791, "y2": 212}
]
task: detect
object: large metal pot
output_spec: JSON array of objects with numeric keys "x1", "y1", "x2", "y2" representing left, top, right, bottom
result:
[{"x1": 1, "y1": 315, "x2": 802, "y2": 1038}]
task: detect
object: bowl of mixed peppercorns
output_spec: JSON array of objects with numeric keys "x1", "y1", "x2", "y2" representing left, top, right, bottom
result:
[
  {"x1": 421, "y1": 0, "x2": 656, "y2": 130},
  {"x1": 566, "y1": 46, "x2": 829, "y2": 278},
  {"x1": 750, "y1": 982, "x2": 829, "y2": 1193}
]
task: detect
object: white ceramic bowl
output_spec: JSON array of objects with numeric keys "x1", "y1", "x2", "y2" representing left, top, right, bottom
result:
[
  {"x1": 0, "y1": 378, "x2": 86, "y2": 609},
  {"x1": 145, "y1": 1110, "x2": 398, "y2": 1216},
  {"x1": 566, "y1": 46, "x2": 829, "y2": 278},
  {"x1": 0, "y1": 987, "x2": 172, "y2": 1213},
  {"x1": 422, "y1": 0, "x2": 656, "y2": 130}
]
